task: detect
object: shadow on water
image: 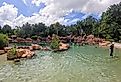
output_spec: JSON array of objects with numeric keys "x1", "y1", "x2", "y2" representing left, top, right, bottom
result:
[{"x1": 0, "y1": 45, "x2": 121, "y2": 82}]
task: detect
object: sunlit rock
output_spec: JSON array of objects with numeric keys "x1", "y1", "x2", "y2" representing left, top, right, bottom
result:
[
  {"x1": 4, "y1": 47, "x2": 12, "y2": 52},
  {"x1": 59, "y1": 42, "x2": 70, "y2": 51},
  {"x1": 0, "y1": 50, "x2": 5, "y2": 55},
  {"x1": 99, "y1": 41, "x2": 111, "y2": 47},
  {"x1": 31, "y1": 44, "x2": 41, "y2": 50}
]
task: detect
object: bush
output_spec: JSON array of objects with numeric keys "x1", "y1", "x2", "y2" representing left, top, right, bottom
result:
[
  {"x1": 10, "y1": 45, "x2": 17, "y2": 55},
  {"x1": 0, "y1": 34, "x2": 8, "y2": 49},
  {"x1": 31, "y1": 35, "x2": 38, "y2": 40},
  {"x1": 50, "y1": 34, "x2": 60, "y2": 49},
  {"x1": 7, "y1": 45, "x2": 17, "y2": 60}
]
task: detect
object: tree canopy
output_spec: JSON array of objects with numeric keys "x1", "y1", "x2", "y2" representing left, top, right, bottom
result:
[
  {"x1": 0, "y1": 2, "x2": 121, "y2": 42},
  {"x1": 0, "y1": 34, "x2": 8, "y2": 49},
  {"x1": 99, "y1": 2, "x2": 121, "y2": 41}
]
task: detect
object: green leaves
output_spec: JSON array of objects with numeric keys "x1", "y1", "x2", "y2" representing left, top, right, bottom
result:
[
  {"x1": 99, "y1": 2, "x2": 121, "y2": 42},
  {"x1": 50, "y1": 34, "x2": 60, "y2": 49},
  {"x1": 0, "y1": 34, "x2": 8, "y2": 49}
]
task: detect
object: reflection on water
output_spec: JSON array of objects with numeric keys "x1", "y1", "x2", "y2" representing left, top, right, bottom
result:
[{"x1": 0, "y1": 45, "x2": 121, "y2": 82}]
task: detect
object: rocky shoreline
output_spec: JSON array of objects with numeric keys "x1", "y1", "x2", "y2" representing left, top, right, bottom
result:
[
  {"x1": 99, "y1": 41, "x2": 121, "y2": 49},
  {"x1": 0, "y1": 42, "x2": 70, "y2": 61},
  {"x1": 0, "y1": 34, "x2": 121, "y2": 61}
]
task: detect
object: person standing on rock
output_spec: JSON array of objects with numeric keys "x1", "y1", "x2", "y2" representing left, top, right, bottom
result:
[{"x1": 110, "y1": 42, "x2": 114, "y2": 57}]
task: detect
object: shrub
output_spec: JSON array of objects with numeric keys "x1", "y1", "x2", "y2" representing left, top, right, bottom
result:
[
  {"x1": 0, "y1": 34, "x2": 8, "y2": 49},
  {"x1": 50, "y1": 34, "x2": 60, "y2": 49},
  {"x1": 11, "y1": 45, "x2": 17, "y2": 55},
  {"x1": 31, "y1": 35, "x2": 38, "y2": 40},
  {"x1": 7, "y1": 45, "x2": 17, "y2": 60}
]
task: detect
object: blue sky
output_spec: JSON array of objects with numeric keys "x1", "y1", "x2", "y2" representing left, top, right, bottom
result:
[
  {"x1": 0, "y1": 0, "x2": 120, "y2": 27},
  {"x1": 0, "y1": 0, "x2": 45, "y2": 16}
]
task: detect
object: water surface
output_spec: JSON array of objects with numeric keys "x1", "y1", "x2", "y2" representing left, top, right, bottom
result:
[{"x1": 0, "y1": 45, "x2": 121, "y2": 82}]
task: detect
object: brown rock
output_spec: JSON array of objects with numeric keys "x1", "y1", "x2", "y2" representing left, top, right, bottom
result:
[
  {"x1": 99, "y1": 41, "x2": 111, "y2": 47},
  {"x1": 4, "y1": 47, "x2": 12, "y2": 52},
  {"x1": 16, "y1": 38, "x2": 25, "y2": 43},
  {"x1": 59, "y1": 42, "x2": 70, "y2": 50},
  {"x1": 17, "y1": 49, "x2": 35, "y2": 58},
  {"x1": 16, "y1": 49, "x2": 26, "y2": 58},
  {"x1": 0, "y1": 50, "x2": 5, "y2": 55},
  {"x1": 26, "y1": 38, "x2": 32, "y2": 43},
  {"x1": 31, "y1": 44, "x2": 41, "y2": 50}
]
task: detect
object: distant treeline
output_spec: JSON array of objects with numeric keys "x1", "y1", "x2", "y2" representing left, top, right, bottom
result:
[{"x1": 0, "y1": 2, "x2": 121, "y2": 42}]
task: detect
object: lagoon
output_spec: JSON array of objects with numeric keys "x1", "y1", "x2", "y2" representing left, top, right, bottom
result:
[{"x1": 0, "y1": 45, "x2": 121, "y2": 82}]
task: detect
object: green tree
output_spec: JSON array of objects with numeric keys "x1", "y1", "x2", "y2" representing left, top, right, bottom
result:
[
  {"x1": 51, "y1": 22, "x2": 62, "y2": 35},
  {"x1": 100, "y1": 2, "x2": 121, "y2": 41},
  {"x1": 2, "y1": 24, "x2": 12, "y2": 36},
  {"x1": 50, "y1": 34, "x2": 60, "y2": 49},
  {"x1": 81, "y1": 16, "x2": 97, "y2": 35},
  {"x1": 0, "y1": 26, "x2": 1, "y2": 33},
  {"x1": 0, "y1": 34, "x2": 8, "y2": 49},
  {"x1": 17, "y1": 22, "x2": 33, "y2": 38}
]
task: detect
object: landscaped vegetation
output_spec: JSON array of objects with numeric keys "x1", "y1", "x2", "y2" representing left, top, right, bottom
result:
[
  {"x1": 0, "y1": 1, "x2": 121, "y2": 82},
  {"x1": 50, "y1": 34, "x2": 60, "y2": 50},
  {"x1": 0, "y1": 2, "x2": 120, "y2": 60},
  {"x1": 0, "y1": 2, "x2": 121, "y2": 43},
  {"x1": 0, "y1": 34, "x2": 8, "y2": 49}
]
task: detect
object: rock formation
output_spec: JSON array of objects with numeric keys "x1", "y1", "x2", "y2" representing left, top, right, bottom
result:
[
  {"x1": 0, "y1": 50, "x2": 5, "y2": 55},
  {"x1": 59, "y1": 42, "x2": 70, "y2": 51},
  {"x1": 31, "y1": 44, "x2": 42, "y2": 50},
  {"x1": 7, "y1": 49, "x2": 35, "y2": 60}
]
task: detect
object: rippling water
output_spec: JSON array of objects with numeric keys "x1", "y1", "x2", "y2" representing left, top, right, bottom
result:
[{"x1": 0, "y1": 45, "x2": 121, "y2": 82}]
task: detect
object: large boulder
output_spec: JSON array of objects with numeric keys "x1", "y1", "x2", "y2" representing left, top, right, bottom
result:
[
  {"x1": 16, "y1": 49, "x2": 26, "y2": 58},
  {"x1": 86, "y1": 39, "x2": 95, "y2": 45},
  {"x1": 25, "y1": 38, "x2": 32, "y2": 43},
  {"x1": 4, "y1": 47, "x2": 12, "y2": 52},
  {"x1": 17, "y1": 46, "x2": 33, "y2": 51},
  {"x1": 32, "y1": 44, "x2": 41, "y2": 50},
  {"x1": 86, "y1": 35, "x2": 94, "y2": 40},
  {"x1": 59, "y1": 42, "x2": 70, "y2": 51},
  {"x1": 0, "y1": 50, "x2": 5, "y2": 55},
  {"x1": 7, "y1": 47, "x2": 35, "y2": 60},
  {"x1": 16, "y1": 38, "x2": 25, "y2": 43},
  {"x1": 99, "y1": 41, "x2": 111, "y2": 47},
  {"x1": 17, "y1": 49, "x2": 35, "y2": 58}
]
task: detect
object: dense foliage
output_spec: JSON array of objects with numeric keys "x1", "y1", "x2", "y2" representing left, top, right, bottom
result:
[
  {"x1": 99, "y1": 2, "x2": 121, "y2": 41},
  {"x1": 8, "y1": 45, "x2": 17, "y2": 56},
  {"x1": 7, "y1": 45, "x2": 17, "y2": 60},
  {"x1": 0, "y1": 2, "x2": 121, "y2": 42},
  {"x1": 50, "y1": 34, "x2": 60, "y2": 49},
  {"x1": 0, "y1": 34, "x2": 8, "y2": 49}
]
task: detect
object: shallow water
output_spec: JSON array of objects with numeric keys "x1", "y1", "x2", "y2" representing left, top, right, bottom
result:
[{"x1": 0, "y1": 45, "x2": 121, "y2": 82}]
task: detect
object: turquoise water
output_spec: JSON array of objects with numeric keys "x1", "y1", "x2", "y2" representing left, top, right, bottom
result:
[{"x1": 0, "y1": 45, "x2": 121, "y2": 82}]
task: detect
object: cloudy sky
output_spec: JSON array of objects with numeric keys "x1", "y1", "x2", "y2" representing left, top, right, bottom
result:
[{"x1": 0, "y1": 0, "x2": 120, "y2": 28}]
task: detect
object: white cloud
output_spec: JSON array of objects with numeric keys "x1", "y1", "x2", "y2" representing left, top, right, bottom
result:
[
  {"x1": 0, "y1": 2, "x2": 67, "y2": 27},
  {"x1": 0, "y1": 2, "x2": 18, "y2": 21},
  {"x1": 32, "y1": 0, "x2": 121, "y2": 15},
  {"x1": 31, "y1": 0, "x2": 121, "y2": 25},
  {"x1": 82, "y1": 0, "x2": 121, "y2": 13},
  {"x1": 0, "y1": 2, "x2": 18, "y2": 28},
  {"x1": 0, "y1": 0, "x2": 120, "y2": 28}
]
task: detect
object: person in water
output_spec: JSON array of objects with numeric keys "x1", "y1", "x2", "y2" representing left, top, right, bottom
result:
[{"x1": 110, "y1": 42, "x2": 114, "y2": 57}]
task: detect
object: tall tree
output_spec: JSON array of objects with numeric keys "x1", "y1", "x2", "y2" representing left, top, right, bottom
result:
[
  {"x1": 2, "y1": 24, "x2": 12, "y2": 36},
  {"x1": 0, "y1": 26, "x2": 1, "y2": 33},
  {"x1": 100, "y1": 2, "x2": 121, "y2": 41},
  {"x1": 79, "y1": 16, "x2": 97, "y2": 35}
]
